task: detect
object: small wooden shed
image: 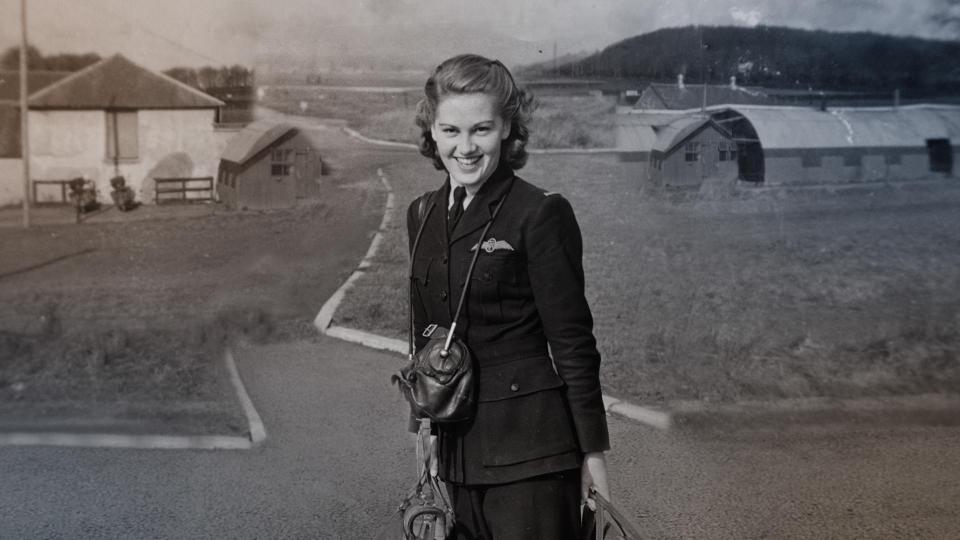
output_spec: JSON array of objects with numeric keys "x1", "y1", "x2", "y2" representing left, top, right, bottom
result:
[{"x1": 217, "y1": 121, "x2": 322, "y2": 210}]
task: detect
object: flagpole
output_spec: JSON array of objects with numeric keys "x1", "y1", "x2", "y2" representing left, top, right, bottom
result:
[{"x1": 20, "y1": 0, "x2": 31, "y2": 228}]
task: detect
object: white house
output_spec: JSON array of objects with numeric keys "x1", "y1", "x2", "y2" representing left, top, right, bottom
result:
[{"x1": 0, "y1": 54, "x2": 238, "y2": 206}]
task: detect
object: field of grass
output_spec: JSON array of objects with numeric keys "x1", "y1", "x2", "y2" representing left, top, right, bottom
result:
[
  {"x1": 335, "y1": 153, "x2": 960, "y2": 405},
  {"x1": 0, "y1": 125, "x2": 391, "y2": 430},
  {"x1": 260, "y1": 87, "x2": 618, "y2": 149}
]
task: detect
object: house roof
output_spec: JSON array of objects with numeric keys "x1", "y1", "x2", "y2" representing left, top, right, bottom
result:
[
  {"x1": 637, "y1": 83, "x2": 773, "y2": 110},
  {"x1": 28, "y1": 55, "x2": 224, "y2": 109},
  {"x1": 0, "y1": 71, "x2": 71, "y2": 103},
  {"x1": 711, "y1": 104, "x2": 960, "y2": 149},
  {"x1": 221, "y1": 121, "x2": 298, "y2": 165}
]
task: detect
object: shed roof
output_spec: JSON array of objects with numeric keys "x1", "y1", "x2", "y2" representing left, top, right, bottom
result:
[
  {"x1": 637, "y1": 83, "x2": 773, "y2": 110},
  {"x1": 0, "y1": 71, "x2": 71, "y2": 103},
  {"x1": 652, "y1": 116, "x2": 732, "y2": 154},
  {"x1": 711, "y1": 104, "x2": 960, "y2": 149},
  {"x1": 221, "y1": 121, "x2": 298, "y2": 165},
  {"x1": 28, "y1": 55, "x2": 224, "y2": 109}
]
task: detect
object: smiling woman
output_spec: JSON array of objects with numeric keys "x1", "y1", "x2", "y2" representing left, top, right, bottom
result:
[{"x1": 400, "y1": 54, "x2": 612, "y2": 539}]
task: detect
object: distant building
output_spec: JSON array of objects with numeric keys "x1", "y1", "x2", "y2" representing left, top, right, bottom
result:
[
  {"x1": 634, "y1": 75, "x2": 773, "y2": 110},
  {"x1": 647, "y1": 116, "x2": 738, "y2": 188},
  {"x1": 0, "y1": 54, "x2": 237, "y2": 207},
  {"x1": 617, "y1": 103, "x2": 960, "y2": 189},
  {"x1": 217, "y1": 121, "x2": 323, "y2": 210}
]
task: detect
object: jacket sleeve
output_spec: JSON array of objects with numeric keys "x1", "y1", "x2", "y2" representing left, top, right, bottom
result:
[{"x1": 525, "y1": 193, "x2": 610, "y2": 453}]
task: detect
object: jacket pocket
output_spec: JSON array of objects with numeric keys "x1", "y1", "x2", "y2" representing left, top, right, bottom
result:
[{"x1": 478, "y1": 355, "x2": 579, "y2": 466}]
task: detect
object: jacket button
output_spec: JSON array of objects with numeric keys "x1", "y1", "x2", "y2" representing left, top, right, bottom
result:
[
  {"x1": 441, "y1": 256, "x2": 448, "y2": 265},
  {"x1": 510, "y1": 383, "x2": 520, "y2": 392},
  {"x1": 439, "y1": 290, "x2": 448, "y2": 300}
]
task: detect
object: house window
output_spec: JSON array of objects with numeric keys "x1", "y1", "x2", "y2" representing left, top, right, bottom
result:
[
  {"x1": 885, "y1": 152, "x2": 902, "y2": 166},
  {"x1": 105, "y1": 111, "x2": 138, "y2": 160},
  {"x1": 684, "y1": 142, "x2": 700, "y2": 162},
  {"x1": 271, "y1": 148, "x2": 293, "y2": 176}
]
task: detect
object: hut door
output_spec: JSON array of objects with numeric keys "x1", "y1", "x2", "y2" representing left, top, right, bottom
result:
[{"x1": 927, "y1": 139, "x2": 953, "y2": 175}]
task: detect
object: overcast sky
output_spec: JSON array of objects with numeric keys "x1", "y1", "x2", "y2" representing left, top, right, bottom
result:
[{"x1": 0, "y1": 0, "x2": 956, "y2": 71}]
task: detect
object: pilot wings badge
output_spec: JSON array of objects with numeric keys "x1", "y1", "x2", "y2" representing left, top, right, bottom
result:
[{"x1": 471, "y1": 237, "x2": 515, "y2": 253}]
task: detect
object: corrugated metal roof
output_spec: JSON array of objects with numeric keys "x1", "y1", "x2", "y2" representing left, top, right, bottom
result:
[
  {"x1": 221, "y1": 121, "x2": 297, "y2": 165},
  {"x1": 0, "y1": 71, "x2": 70, "y2": 103},
  {"x1": 715, "y1": 104, "x2": 960, "y2": 149},
  {"x1": 637, "y1": 83, "x2": 773, "y2": 110},
  {"x1": 28, "y1": 55, "x2": 224, "y2": 109}
]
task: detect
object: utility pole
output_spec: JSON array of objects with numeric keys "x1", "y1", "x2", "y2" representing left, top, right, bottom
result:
[{"x1": 19, "y1": 0, "x2": 31, "y2": 228}]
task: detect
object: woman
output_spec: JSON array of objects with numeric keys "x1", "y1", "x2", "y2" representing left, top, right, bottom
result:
[{"x1": 407, "y1": 53, "x2": 610, "y2": 539}]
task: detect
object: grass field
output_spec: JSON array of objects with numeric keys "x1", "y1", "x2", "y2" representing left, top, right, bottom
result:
[
  {"x1": 0, "y1": 125, "x2": 390, "y2": 431},
  {"x1": 260, "y1": 87, "x2": 618, "y2": 149},
  {"x1": 334, "y1": 153, "x2": 960, "y2": 405}
]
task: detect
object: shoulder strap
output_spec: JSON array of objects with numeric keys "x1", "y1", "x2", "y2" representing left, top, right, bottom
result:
[{"x1": 408, "y1": 192, "x2": 437, "y2": 359}]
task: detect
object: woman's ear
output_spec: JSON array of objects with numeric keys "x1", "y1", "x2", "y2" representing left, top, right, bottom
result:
[{"x1": 501, "y1": 119, "x2": 511, "y2": 141}]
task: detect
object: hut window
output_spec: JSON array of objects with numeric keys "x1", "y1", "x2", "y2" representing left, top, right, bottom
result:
[
  {"x1": 885, "y1": 152, "x2": 901, "y2": 166},
  {"x1": 718, "y1": 142, "x2": 737, "y2": 162},
  {"x1": 801, "y1": 151, "x2": 822, "y2": 168},
  {"x1": 843, "y1": 152, "x2": 861, "y2": 167},
  {"x1": 105, "y1": 111, "x2": 138, "y2": 160},
  {"x1": 271, "y1": 148, "x2": 293, "y2": 176},
  {"x1": 684, "y1": 142, "x2": 700, "y2": 162}
]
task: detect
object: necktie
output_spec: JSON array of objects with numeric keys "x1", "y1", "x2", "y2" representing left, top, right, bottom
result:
[{"x1": 448, "y1": 186, "x2": 466, "y2": 234}]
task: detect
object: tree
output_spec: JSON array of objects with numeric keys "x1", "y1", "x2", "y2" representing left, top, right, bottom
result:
[{"x1": 1, "y1": 45, "x2": 43, "y2": 70}]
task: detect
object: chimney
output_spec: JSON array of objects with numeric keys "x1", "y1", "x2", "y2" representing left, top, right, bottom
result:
[
  {"x1": 730, "y1": 76, "x2": 737, "y2": 89},
  {"x1": 678, "y1": 73, "x2": 685, "y2": 90}
]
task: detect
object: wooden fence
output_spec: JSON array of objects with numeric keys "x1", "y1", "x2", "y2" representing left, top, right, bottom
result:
[{"x1": 154, "y1": 177, "x2": 214, "y2": 205}]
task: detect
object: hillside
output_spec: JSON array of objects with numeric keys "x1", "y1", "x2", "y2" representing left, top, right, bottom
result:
[{"x1": 551, "y1": 25, "x2": 960, "y2": 93}]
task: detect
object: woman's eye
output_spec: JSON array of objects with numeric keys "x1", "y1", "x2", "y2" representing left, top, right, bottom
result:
[{"x1": 442, "y1": 128, "x2": 457, "y2": 135}]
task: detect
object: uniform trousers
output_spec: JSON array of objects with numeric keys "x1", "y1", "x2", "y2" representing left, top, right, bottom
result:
[{"x1": 447, "y1": 468, "x2": 582, "y2": 540}]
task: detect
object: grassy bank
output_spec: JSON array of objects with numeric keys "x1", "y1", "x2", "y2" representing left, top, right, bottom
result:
[
  {"x1": 260, "y1": 87, "x2": 617, "y2": 149},
  {"x1": 334, "y1": 153, "x2": 960, "y2": 405},
  {"x1": 0, "y1": 125, "x2": 391, "y2": 430}
]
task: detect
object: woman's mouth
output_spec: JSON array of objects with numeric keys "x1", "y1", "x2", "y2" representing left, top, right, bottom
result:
[{"x1": 454, "y1": 155, "x2": 482, "y2": 167}]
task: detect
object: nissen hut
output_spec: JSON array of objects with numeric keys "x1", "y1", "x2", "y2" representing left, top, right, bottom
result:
[
  {"x1": 619, "y1": 104, "x2": 960, "y2": 189},
  {"x1": 217, "y1": 121, "x2": 322, "y2": 210}
]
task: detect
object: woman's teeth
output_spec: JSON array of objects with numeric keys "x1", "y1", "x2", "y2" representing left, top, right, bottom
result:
[{"x1": 455, "y1": 156, "x2": 481, "y2": 166}]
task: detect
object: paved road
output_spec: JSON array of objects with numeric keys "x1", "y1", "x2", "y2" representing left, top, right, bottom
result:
[{"x1": 1, "y1": 336, "x2": 959, "y2": 538}]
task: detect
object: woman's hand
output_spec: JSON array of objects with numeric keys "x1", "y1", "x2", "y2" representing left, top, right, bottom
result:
[{"x1": 581, "y1": 451, "x2": 610, "y2": 510}]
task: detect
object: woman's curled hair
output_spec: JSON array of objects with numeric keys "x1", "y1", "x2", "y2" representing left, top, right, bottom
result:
[{"x1": 415, "y1": 54, "x2": 536, "y2": 171}]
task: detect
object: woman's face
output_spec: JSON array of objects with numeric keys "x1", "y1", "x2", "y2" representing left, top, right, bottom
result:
[{"x1": 431, "y1": 92, "x2": 511, "y2": 192}]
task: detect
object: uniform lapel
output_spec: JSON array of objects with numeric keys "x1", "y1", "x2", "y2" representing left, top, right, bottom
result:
[{"x1": 448, "y1": 166, "x2": 514, "y2": 246}]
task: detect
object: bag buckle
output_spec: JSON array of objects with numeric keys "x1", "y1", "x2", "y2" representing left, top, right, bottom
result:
[{"x1": 422, "y1": 324, "x2": 438, "y2": 338}]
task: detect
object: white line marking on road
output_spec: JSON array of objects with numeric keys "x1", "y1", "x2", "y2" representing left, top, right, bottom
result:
[
  {"x1": 225, "y1": 348, "x2": 267, "y2": 445},
  {"x1": 0, "y1": 432, "x2": 253, "y2": 450}
]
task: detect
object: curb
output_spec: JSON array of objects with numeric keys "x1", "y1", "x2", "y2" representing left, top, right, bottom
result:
[
  {"x1": 311, "y1": 168, "x2": 673, "y2": 430},
  {"x1": 314, "y1": 167, "x2": 395, "y2": 332},
  {"x1": 668, "y1": 393, "x2": 960, "y2": 431},
  {"x1": 0, "y1": 350, "x2": 266, "y2": 450},
  {"x1": 224, "y1": 348, "x2": 267, "y2": 445}
]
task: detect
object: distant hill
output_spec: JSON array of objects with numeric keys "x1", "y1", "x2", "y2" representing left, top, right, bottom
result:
[{"x1": 551, "y1": 25, "x2": 960, "y2": 93}]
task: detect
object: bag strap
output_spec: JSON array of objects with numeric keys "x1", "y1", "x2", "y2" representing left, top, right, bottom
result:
[
  {"x1": 408, "y1": 180, "x2": 513, "y2": 358},
  {"x1": 408, "y1": 192, "x2": 437, "y2": 360},
  {"x1": 441, "y1": 190, "x2": 509, "y2": 355}
]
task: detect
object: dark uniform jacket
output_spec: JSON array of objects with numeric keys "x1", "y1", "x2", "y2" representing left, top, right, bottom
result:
[{"x1": 406, "y1": 164, "x2": 609, "y2": 485}]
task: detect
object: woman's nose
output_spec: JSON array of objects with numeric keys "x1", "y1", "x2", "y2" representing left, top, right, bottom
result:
[{"x1": 456, "y1": 134, "x2": 478, "y2": 154}]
